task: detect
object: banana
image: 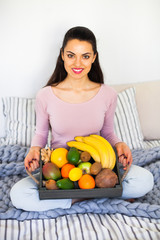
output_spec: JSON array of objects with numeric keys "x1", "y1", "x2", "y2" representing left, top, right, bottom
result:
[
  {"x1": 67, "y1": 141, "x2": 101, "y2": 163},
  {"x1": 82, "y1": 136, "x2": 110, "y2": 168},
  {"x1": 74, "y1": 136, "x2": 84, "y2": 142},
  {"x1": 90, "y1": 135, "x2": 116, "y2": 169}
]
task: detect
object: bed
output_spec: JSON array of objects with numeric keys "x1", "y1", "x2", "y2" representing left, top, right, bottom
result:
[{"x1": 0, "y1": 81, "x2": 160, "y2": 240}]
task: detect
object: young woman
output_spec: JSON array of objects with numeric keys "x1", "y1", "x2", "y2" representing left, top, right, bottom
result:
[{"x1": 10, "y1": 26, "x2": 154, "y2": 211}]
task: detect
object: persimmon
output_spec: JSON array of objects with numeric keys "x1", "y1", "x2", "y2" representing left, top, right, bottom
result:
[
  {"x1": 61, "y1": 163, "x2": 75, "y2": 178},
  {"x1": 78, "y1": 174, "x2": 95, "y2": 189}
]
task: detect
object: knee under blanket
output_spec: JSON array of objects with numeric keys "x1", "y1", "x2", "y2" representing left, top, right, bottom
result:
[{"x1": 0, "y1": 145, "x2": 160, "y2": 221}]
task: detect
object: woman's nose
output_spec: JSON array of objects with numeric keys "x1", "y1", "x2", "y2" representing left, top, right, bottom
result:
[{"x1": 74, "y1": 57, "x2": 81, "y2": 66}]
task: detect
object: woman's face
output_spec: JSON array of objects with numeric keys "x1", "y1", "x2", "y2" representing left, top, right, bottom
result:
[{"x1": 61, "y1": 39, "x2": 97, "y2": 81}]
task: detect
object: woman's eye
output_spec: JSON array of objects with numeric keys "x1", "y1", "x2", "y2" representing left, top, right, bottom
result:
[
  {"x1": 67, "y1": 54, "x2": 74, "y2": 58},
  {"x1": 83, "y1": 55, "x2": 90, "y2": 59}
]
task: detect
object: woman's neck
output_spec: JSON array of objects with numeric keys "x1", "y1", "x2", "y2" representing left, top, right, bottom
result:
[{"x1": 59, "y1": 77, "x2": 94, "y2": 90}]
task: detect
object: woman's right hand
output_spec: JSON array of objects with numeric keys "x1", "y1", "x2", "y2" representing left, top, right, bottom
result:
[{"x1": 24, "y1": 146, "x2": 41, "y2": 172}]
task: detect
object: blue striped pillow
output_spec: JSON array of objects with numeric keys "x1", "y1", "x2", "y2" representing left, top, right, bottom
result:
[{"x1": 114, "y1": 87, "x2": 144, "y2": 149}]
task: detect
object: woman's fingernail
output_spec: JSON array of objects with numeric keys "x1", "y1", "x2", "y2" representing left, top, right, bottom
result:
[
  {"x1": 28, "y1": 161, "x2": 32, "y2": 166},
  {"x1": 118, "y1": 154, "x2": 125, "y2": 158}
]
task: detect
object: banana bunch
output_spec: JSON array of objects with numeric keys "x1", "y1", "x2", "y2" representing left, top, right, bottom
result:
[{"x1": 67, "y1": 135, "x2": 116, "y2": 170}]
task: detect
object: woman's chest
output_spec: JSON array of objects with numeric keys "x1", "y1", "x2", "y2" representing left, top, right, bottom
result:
[
  {"x1": 47, "y1": 101, "x2": 108, "y2": 135},
  {"x1": 51, "y1": 87, "x2": 101, "y2": 104}
]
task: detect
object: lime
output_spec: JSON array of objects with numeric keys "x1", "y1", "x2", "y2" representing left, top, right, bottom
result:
[{"x1": 67, "y1": 147, "x2": 80, "y2": 165}]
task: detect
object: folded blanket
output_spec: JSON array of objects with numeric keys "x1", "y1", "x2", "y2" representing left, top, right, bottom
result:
[{"x1": 0, "y1": 145, "x2": 160, "y2": 220}]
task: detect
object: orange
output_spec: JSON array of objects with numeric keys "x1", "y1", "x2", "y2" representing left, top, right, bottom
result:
[
  {"x1": 69, "y1": 168, "x2": 83, "y2": 181},
  {"x1": 51, "y1": 148, "x2": 68, "y2": 168},
  {"x1": 61, "y1": 163, "x2": 75, "y2": 178},
  {"x1": 78, "y1": 174, "x2": 95, "y2": 189}
]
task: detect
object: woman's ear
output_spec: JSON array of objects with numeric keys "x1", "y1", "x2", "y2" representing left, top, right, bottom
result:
[{"x1": 61, "y1": 49, "x2": 64, "y2": 61}]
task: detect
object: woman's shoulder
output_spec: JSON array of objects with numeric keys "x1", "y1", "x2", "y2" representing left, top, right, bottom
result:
[
  {"x1": 101, "y1": 84, "x2": 117, "y2": 98},
  {"x1": 36, "y1": 86, "x2": 51, "y2": 99}
]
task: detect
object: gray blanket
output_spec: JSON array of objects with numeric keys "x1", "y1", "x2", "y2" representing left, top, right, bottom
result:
[{"x1": 0, "y1": 145, "x2": 160, "y2": 220}]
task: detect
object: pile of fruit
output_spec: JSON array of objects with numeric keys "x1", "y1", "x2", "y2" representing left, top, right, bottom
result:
[{"x1": 41, "y1": 135, "x2": 118, "y2": 190}]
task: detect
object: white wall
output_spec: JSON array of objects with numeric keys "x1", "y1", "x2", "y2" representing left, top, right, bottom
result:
[{"x1": 0, "y1": 0, "x2": 160, "y2": 98}]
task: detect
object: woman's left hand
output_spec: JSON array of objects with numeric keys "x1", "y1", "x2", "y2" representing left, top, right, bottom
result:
[{"x1": 114, "y1": 142, "x2": 133, "y2": 170}]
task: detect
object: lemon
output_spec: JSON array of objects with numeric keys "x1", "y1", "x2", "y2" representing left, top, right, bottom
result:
[
  {"x1": 69, "y1": 167, "x2": 83, "y2": 181},
  {"x1": 51, "y1": 148, "x2": 68, "y2": 168}
]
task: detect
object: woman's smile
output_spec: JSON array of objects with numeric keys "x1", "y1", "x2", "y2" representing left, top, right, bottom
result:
[{"x1": 72, "y1": 68, "x2": 84, "y2": 74}]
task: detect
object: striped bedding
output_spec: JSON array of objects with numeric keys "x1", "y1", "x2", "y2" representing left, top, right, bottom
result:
[{"x1": 0, "y1": 213, "x2": 160, "y2": 240}]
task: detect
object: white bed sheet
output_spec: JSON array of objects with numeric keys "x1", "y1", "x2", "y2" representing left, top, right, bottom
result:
[{"x1": 0, "y1": 213, "x2": 160, "y2": 240}]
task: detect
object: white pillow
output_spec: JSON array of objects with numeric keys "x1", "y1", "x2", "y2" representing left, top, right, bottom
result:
[{"x1": 114, "y1": 87, "x2": 144, "y2": 149}]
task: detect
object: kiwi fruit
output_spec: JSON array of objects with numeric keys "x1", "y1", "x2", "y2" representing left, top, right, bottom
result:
[
  {"x1": 90, "y1": 162, "x2": 102, "y2": 175},
  {"x1": 80, "y1": 151, "x2": 91, "y2": 162}
]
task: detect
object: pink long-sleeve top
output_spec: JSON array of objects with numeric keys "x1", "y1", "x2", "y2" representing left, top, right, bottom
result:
[{"x1": 31, "y1": 84, "x2": 121, "y2": 149}]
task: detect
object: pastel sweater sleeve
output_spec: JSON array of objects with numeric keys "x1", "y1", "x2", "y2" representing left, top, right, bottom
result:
[
  {"x1": 31, "y1": 91, "x2": 49, "y2": 148},
  {"x1": 100, "y1": 92, "x2": 121, "y2": 146}
]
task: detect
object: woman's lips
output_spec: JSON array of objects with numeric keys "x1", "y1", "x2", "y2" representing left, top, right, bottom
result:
[{"x1": 72, "y1": 68, "x2": 84, "y2": 74}]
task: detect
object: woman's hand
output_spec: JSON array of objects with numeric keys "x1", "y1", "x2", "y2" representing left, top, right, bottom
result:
[
  {"x1": 114, "y1": 142, "x2": 133, "y2": 170},
  {"x1": 24, "y1": 146, "x2": 41, "y2": 172}
]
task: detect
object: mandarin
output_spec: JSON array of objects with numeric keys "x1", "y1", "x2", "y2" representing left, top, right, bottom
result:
[
  {"x1": 78, "y1": 174, "x2": 95, "y2": 189},
  {"x1": 61, "y1": 163, "x2": 75, "y2": 178}
]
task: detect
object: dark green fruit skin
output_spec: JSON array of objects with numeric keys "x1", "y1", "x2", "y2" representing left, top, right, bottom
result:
[
  {"x1": 42, "y1": 162, "x2": 61, "y2": 180},
  {"x1": 67, "y1": 147, "x2": 80, "y2": 165},
  {"x1": 56, "y1": 178, "x2": 74, "y2": 189}
]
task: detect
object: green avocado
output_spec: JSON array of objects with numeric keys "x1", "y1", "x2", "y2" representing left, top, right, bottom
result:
[
  {"x1": 67, "y1": 147, "x2": 80, "y2": 165},
  {"x1": 56, "y1": 178, "x2": 74, "y2": 189}
]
